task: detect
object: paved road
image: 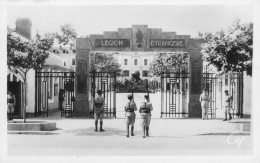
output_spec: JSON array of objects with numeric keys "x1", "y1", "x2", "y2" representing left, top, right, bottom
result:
[{"x1": 7, "y1": 118, "x2": 252, "y2": 156}]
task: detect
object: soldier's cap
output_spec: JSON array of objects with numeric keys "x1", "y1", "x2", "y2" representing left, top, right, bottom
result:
[
  {"x1": 127, "y1": 94, "x2": 133, "y2": 98},
  {"x1": 225, "y1": 90, "x2": 228, "y2": 92}
]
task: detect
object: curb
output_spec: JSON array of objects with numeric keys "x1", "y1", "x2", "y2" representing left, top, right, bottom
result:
[{"x1": 8, "y1": 131, "x2": 60, "y2": 135}]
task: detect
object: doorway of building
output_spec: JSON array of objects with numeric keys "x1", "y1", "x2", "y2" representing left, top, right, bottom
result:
[{"x1": 7, "y1": 82, "x2": 22, "y2": 118}]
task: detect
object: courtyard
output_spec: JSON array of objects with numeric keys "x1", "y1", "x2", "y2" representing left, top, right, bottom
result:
[{"x1": 8, "y1": 117, "x2": 251, "y2": 156}]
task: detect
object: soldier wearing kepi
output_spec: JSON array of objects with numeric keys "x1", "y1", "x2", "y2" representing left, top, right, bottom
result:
[
  {"x1": 223, "y1": 90, "x2": 233, "y2": 121},
  {"x1": 139, "y1": 95, "x2": 153, "y2": 138},
  {"x1": 93, "y1": 90, "x2": 105, "y2": 132},
  {"x1": 124, "y1": 94, "x2": 137, "y2": 138}
]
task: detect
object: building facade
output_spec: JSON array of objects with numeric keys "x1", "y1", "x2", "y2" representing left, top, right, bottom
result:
[
  {"x1": 7, "y1": 18, "x2": 70, "y2": 118},
  {"x1": 115, "y1": 52, "x2": 154, "y2": 80}
]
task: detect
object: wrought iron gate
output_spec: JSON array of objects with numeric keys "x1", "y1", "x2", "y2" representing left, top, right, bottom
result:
[
  {"x1": 161, "y1": 71, "x2": 189, "y2": 118},
  {"x1": 35, "y1": 71, "x2": 75, "y2": 117},
  {"x1": 203, "y1": 69, "x2": 244, "y2": 118},
  {"x1": 90, "y1": 71, "x2": 117, "y2": 118}
]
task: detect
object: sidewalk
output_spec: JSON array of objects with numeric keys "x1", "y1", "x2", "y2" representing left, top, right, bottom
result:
[
  {"x1": 9, "y1": 110, "x2": 250, "y2": 136},
  {"x1": 7, "y1": 111, "x2": 252, "y2": 156},
  {"x1": 8, "y1": 120, "x2": 252, "y2": 156}
]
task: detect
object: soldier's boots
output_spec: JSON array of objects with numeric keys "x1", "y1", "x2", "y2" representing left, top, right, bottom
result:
[
  {"x1": 131, "y1": 126, "x2": 134, "y2": 136},
  {"x1": 126, "y1": 125, "x2": 129, "y2": 137},
  {"x1": 223, "y1": 112, "x2": 228, "y2": 121},
  {"x1": 146, "y1": 127, "x2": 149, "y2": 137},
  {"x1": 8, "y1": 113, "x2": 13, "y2": 121},
  {"x1": 223, "y1": 112, "x2": 232, "y2": 121},
  {"x1": 94, "y1": 121, "x2": 98, "y2": 132},
  {"x1": 229, "y1": 113, "x2": 232, "y2": 121},
  {"x1": 143, "y1": 126, "x2": 146, "y2": 138},
  {"x1": 100, "y1": 121, "x2": 105, "y2": 132}
]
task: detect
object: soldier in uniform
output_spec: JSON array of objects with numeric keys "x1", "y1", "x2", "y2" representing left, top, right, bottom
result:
[
  {"x1": 7, "y1": 91, "x2": 16, "y2": 120},
  {"x1": 199, "y1": 88, "x2": 210, "y2": 120},
  {"x1": 124, "y1": 94, "x2": 137, "y2": 138},
  {"x1": 58, "y1": 89, "x2": 65, "y2": 111},
  {"x1": 93, "y1": 90, "x2": 105, "y2": 132},
  {"x1": 139, "y1": 95, "x2": 153, "y2": 138},
  {"x1": 223, "y1": 90, "x2": 233, "y2": 121}
]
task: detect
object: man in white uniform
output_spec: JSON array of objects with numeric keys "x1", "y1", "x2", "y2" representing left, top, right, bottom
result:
[
  {"x1": 223, "y1": 90, "x2": 232, "y2": 121},
  {"x1": 199, "y1": 88, "x2": 210, "y2": 120}
]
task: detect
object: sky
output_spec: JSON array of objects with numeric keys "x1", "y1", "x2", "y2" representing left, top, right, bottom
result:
[{"x1": 7, "y1": 5, "x2": 253, "y2": 38}]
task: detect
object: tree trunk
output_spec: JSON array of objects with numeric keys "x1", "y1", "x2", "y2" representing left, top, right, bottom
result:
[{"x1": 23, "y1": 73, "x2": 27, "y2": 123}]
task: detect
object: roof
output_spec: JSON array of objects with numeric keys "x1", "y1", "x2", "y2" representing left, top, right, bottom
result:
[
  {"x1": 9, "y1": 30, "x2": 69, "y2": 71},
  {"x1": 45, "y1": 52, "x2": 69, "y2": 71}
]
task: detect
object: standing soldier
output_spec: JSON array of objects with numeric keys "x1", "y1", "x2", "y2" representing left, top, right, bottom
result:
[
  {"x1": 125, "y1": 94, "x2": 137, "y2": 138},
  {"x1": 139, "y1": 95, "x2": 153, "y2": 138},
  {"x1": 93, "y1": 90, "x2": 105, "y2": 132},
  {"x1": 223, "y1": 90, "x2": 233, "y2": 121},
  {"x1": 199, "y1": 88, "x2": 210, "y2": 120},
  {"x1": 7, "y1": 91, "x2": 16, "y2": 120},
  {"x1": 58, "y1": 89, "x2": 65, "y2": 111}
]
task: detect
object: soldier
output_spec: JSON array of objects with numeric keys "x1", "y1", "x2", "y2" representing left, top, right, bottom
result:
[
  {"x1": 199, "y1": 88, "x2": 210, "y2": 120},
  {"x1": 7, "y1": 91, "x2": 16, "y2": 120},
  {"x1": 223, "y1": 90, "x2": 233, "y2": 121},
  {"x1": 93, "y1": 90, "x2": 105, "y2": 132},
  {"x1": 124, "y1": 94, "x2": 137, "y2": 138},
  {"x1": 139, "y1": 95, "x2": 153, "y2": 138},
  {"x1": 58, "y1": 89, "x2": 65, "y2": 111}
]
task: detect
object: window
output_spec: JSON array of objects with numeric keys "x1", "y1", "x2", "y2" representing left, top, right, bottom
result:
[
  {"x1": 123, "y1": 70, "x2": 129, "y2": 77},
  {"x1": 124, "y1": 59, "x2": 128, "y2": 65},
  {"x1": 72, "y1": 59, "x2": 76, "y2": 65},
  {"x1": 144, "y1": 59, "x2": 148, "y2": 66},
  {"x1": 142, "y1": 70, "x2": 148, "y2": 77},
  {"x1": 134, "y1": 59, "x2": 138, "y2": 65}
]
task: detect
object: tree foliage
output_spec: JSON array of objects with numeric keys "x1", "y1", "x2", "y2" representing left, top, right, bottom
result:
[
  {"x1": 149, "y1": 52, "x2": 188, "y2": 76},
  {"x1": 55, "y1": 24, "x2": 77, "y2": 50},
  {"x1": 90, "y1": 52, "x2": 122, "y2": 74},
  {"x1": 201, "y1": 19, "x2": 253, "y2": 76},
  {"x1": 7, "y1": 28, "x2": 54, "y2": 77}
]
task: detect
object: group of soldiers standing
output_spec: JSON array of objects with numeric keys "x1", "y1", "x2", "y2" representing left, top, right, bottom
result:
[
  {"x1": 93, "y1": 90, "x2": 153, "y2": 138},
  {"x1": 93, "y1": 88, "x2": 233, "y2": 138},
  {"x1": 199, "y1": 88, "x2": 233, "y2": 121}
]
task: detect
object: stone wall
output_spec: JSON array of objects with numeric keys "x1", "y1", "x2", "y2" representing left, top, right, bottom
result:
[{"x1": 75, "y1": 38, "x2": 92, "y2": 117}]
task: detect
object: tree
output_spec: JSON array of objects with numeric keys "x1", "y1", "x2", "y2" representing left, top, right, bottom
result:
[
  {"x1": 90, "y1": 52, "x2": 122, "y2": 75},
  {"x1": 7, "y1": 28, "x2": 54, "y2": 123},
  {"x1": 149, "y1": 52, "x2": 188, "y2": 76},
  {"x1": 55, "y1": 24, "x2": 77, "y2": 50},
  {"x1": 201, "y1": 19, "x2": 253, "y2": 76}
]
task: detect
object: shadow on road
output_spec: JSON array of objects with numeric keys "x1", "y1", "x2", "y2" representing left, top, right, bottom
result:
[
  {"x1": 149, "y1": 135, "x2": 187, "y2": 139},
  {"x1": 63, "y1": 127, "x2": 144, "y2": 136},
  {"x1": 63, "y1": 128, "x2": 191, "y2": 139}
]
